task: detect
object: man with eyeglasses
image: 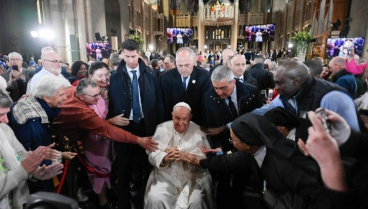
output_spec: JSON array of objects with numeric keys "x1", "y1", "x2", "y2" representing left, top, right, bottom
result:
[
  {"x1": 160, "y1": 47, "x2": 211, "y2": 126},
  {"x1": 27, "y1": 50, "x2": 67, "y2": 94},
  {"x1": 1, "y1": 52, "x2": 33, "y2": 101},
  {"x1": 54, "y1": 78, "x2": 158, "y2": 153}
]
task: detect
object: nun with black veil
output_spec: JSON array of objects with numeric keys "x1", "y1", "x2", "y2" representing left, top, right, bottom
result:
[{"x1": 184, "y1": 113, "x2": 340, "y2": 209}]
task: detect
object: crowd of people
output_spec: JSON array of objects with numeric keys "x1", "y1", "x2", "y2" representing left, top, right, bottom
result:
[{"x1": 0, "y1": 39, "x2": 368, "y2": 209}]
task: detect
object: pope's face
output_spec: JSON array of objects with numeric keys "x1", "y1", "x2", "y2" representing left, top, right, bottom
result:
[{"x1": 172, "y1": 107, "x2": 192, "y2": 134}]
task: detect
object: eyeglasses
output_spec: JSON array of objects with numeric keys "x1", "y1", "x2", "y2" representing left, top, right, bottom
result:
[
  {"x1": 44, "y1": 59, "x2": 63, "y2": 64},
  {"x1": 10, "y1": 58, "x2": 22, "y2": 62},
  {"x1": 83, "y1": 91, "x2": 102, "y2": 99}
]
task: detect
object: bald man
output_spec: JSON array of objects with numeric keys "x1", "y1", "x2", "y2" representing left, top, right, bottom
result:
[
  {"x1": 160, "y1": 47, "x2": 211, "y2": 126},
  {"x1": 252, "y1": 60, "x2": 361, "y2": 132},
  {"x1": 230, "y1": 54, "x2": 258, "y2": 87},
  {"x1": 209, "y1": 48, "x2": 233, "y2": 75},
  {"x1": 145, "y1": 102, "x2": 214, "y2": 209},
  {"x1": 329, "y1": 56, "x2": 357, "y2": 96},
  {"x1": 27, "y1": 51, "x2": 67, "y2": 94}
]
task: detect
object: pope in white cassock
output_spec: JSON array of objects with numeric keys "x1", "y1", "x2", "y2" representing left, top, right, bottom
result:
[{"x1": 144, "y1": 102, "x2": 214, "y2": 209}]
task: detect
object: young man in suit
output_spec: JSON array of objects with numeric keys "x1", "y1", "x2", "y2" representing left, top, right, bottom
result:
[{"x1": 109, "y1": 39, "x2": 164, "y2": 209}]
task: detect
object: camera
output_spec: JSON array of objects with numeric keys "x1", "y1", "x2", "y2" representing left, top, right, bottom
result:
[{"x1": 315, "y1": 109, "x2": 331, "y2": 132}]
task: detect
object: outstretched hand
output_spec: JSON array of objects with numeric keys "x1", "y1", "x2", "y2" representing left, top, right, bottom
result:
[
  {"x1": 33, "y1": 163, "x2": 64, "y2": 180},
  {"x1": 137, "y1": 136, "x2": 158, "y2": 152},
  {"x1": 44, "y1": 143, "x2": 62, "y2": 161}
]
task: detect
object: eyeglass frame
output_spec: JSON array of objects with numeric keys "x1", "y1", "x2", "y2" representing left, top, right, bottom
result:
[
  {"x1": 44, "y1": 59, "x2": 63, "y2": 64},
  {"x1": 83, "y1": 90, "x2": 102, "y2": 99}
]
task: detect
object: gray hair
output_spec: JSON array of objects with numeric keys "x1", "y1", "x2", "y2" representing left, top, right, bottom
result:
[
  {"x1": 76, "y1": 78, "x2": 98, "y2": 95},
  {"x1": 31, "y1": 75, "x2": 71, "y2": 98},
  {"x1": 166, "y1": 55, "x2": 176, "y2": 64},
  {"x1": 41, "y1": 47, "x2": 55, "y2": 54},
  {"x1": 8, "y1": 52, "x2": 23, "y2": 60},
  {"x1": 331, "y1": 56, "x2": 346, "y2": 68},
  {"x1": 211, "y1": 65, "x2": 234, "y2": 83},
  {"x1": 0, "y1": 90, "x2": 12, "y2": 108},
  {"x1": 253, "y1": 56, "x2": 264, "y2": 64},
  {"x1": 176, "y1": 47, "x2": 196, "y2": 61}
]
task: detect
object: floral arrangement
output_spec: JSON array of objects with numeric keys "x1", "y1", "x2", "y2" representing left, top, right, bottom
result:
[
  {"x1": 291, "y1": 31, "x2": 313, "y2": 59},
  {"x1": 129, "y1": 34, "x2": 144, "y2": 53},
  {"x1": 291, "y1": 31, "x2": 313, "y2": 43}
]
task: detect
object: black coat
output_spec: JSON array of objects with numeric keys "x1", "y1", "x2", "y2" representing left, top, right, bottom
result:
[
  {"x1": 108, "y1": 58, "x2": 164, "y2": 136},
  {"x1": 248, "y1": 63, "x2": 275, "y2": 96},
  {"x1": 242, "y1": 71, "x2": 258, "y2": 88},
  {"x1": 204, "y1": 80, "x2": 262, "y2": 150},
  {"x1": 160, "y1": 66, "x2": 211, "y2": 126}
]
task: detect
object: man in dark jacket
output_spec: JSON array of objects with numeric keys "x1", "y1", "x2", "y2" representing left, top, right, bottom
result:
[
  {"x1": 248, "y1": 56, "x2": 275, "y2": 99},
  {"x1": 329, "y1": 56, "x2": 357, "y2": 97},
  {"x1": 203, "y1": 65, "x2": 262, "y2": 208},
  {"x1": 109, "y1": 39, "x2": 164, "y2": 209},
  {"x1": 160, "y1": 47, "x2": 211, "y2": 126},
  {"x1": 229, "y1": 54, "x2": 258, "y2": 88}
]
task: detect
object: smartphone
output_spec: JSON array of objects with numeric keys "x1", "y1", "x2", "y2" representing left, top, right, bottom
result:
[
  {"x1": 315, "y1": 109, "x2": 331, "y2": 132},
  {"x1": 12, "y1": 65, "x2": 19, "y2": 71}
]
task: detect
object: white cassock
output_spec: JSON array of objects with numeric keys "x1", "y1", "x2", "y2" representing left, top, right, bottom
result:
[{"x1": 144, "y1": 121, "x2": 214, "y2": 209}]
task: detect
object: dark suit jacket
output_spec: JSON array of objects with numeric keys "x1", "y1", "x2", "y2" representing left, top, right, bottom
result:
[
  {"x1": 2, "y1": 68, "x2": 32, "y2": 101},
  {"x1": 204, "y1": 80, "x2": 262, "y2": 150},
  {"x1": 109, "y1": 58, "x2": 164, "y2": 136},
  {"x1": 160, "y1": 66, "x2": 211, "y2": 126}
]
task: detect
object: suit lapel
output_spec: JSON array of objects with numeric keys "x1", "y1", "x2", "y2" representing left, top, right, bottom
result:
[{"x1": 186, "y1": 67, "x2": 198, "y2": 95}]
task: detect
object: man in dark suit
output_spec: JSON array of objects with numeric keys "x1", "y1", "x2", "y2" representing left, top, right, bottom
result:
[
  {"x1": 229, "y1": 54, "x2": 258, "y2": 88},
  {"x1": 269, "y1": 49, "x2": 277, "y2": 61},
  {"x1": 160, "y1": 47, "x2": 211, "y2": 126},
  {"x1": 2, "y1": 52, "x2": 32, "y2": 101},
  {"x1": 203, "y1": 65, "x2": 262, "y2": 209},
  {"x1": 109, "y1": 39, "x2": 164, "y2": 209}
]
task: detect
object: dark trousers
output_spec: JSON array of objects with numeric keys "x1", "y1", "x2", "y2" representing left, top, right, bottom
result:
[{"x1": 115, "y1": 119, "x2": 151, "y2": 209}]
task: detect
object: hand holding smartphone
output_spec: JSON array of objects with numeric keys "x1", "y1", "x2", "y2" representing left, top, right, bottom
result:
[
  {"x1": 12, "y1": 65, "x2": 19, "y2": 71},
  {"x1": 315, "y1": 109, "x2": 331, "y2": 132}
]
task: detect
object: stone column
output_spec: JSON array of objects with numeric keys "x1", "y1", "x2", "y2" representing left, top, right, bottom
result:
[
  {"x1": 49, "y1": 0, "x2": 67, "y2": 61},
  {"x1": 63, "y1": 0, "x2": 77, "y2": 64},
  {"x1": 75, "y1": 0, "x2": 88, "y2": 62},
  {"x1": 231, "y1": 0, "x2": 239, "y2": 51},
  {"x1": 197, "y1": 0, "x2": 205, "y2": 52},
  {"x1": 85, "y1": 0, "x2": 93, "y2": 42},
  {"x1": 119, "y1": 0, "x2": 130, "y2": 42}
]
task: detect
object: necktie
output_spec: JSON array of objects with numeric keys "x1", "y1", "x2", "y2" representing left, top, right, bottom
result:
[
  {"x1": 183, "y1": 77, "x2": 188, "y2": 92},
  {"x1": 131, "y1": 70, "x2": 141, "y2": 123},
  {"x1": 227, "y1": 96, "x2": 238, "y2": 119},
  {"x1": 238, "y1": 77, "x2": 243, "y2": 82}
]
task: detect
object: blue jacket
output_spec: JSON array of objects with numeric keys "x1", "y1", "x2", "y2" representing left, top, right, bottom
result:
[
  {"x1": 332, "y1": 69, "x2": 357, "y2": 97},
  {"x1": 109, "y1": 58, "x2": 164, "y2": 136},
  {"x1": 9, "y1": 98, "x2": 61, "y2": 165}
]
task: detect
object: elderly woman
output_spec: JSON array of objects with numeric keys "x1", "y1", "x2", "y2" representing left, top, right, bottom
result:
[
  {"x1": 0, "y1": 88, "x2": 63, "y2": 208},
  {"x1": 8, "y1": 75, "x2": 76, "y2": 192},
  {"x1": 68, "y1": 61, "x2": 88, "y2": 86},
  {"x1": 85, "y1": 61, "x2": 126, "y2": 209}
]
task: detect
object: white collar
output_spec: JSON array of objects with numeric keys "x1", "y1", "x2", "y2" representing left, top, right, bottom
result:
[{"x1": 253, "y1": 145, "x2": 266, "y2": 168}]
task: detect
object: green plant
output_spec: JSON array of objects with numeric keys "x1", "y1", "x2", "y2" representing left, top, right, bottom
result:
[
  {"x1": 291, "y1": 31, "x2": 313, "y2": 56},
  {"x1": 129, "y1": 34, "x2": 144, "y2": 53}
]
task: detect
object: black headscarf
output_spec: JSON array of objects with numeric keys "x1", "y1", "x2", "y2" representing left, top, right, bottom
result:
[
  {"x1": 231, "y1": 113, "x2": 296, "y2": 157},
  {"x1": 264, "y1": 107, "x2": 300, "y2": 131}
]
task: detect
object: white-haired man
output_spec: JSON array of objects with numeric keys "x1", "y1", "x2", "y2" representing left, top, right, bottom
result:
[
  {"x1": 1, "y1": 52, "x2": 33, "y2": 101},
  {"x1": 27, "y1": 50, "x2": 67, "y2": 94},
  {"x1": 145, "y1": 102, "x2": 214, "y2": 209}
]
